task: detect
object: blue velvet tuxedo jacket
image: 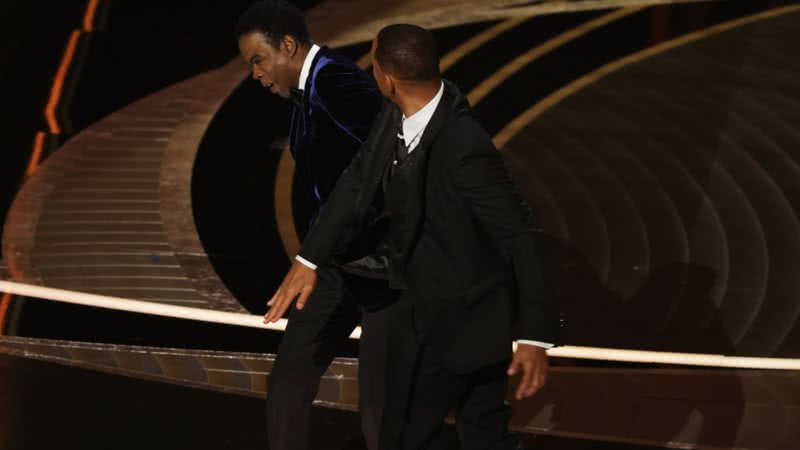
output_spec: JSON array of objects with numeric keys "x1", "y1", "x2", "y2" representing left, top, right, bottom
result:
[{"x1": 289, "y1": 47, "x2": 382, "y2": 215}]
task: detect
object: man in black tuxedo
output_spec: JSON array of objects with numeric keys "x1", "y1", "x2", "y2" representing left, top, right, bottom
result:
[
  {"x1": 235, "y1": 2, "x2": 388, "y2": 449},
  {"x1": 269, "y1": 24, "x2": 559, "y2": 449}
]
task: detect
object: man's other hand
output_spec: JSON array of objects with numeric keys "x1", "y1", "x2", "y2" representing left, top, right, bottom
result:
[
  {"x1": 507, "y1": 343, "x2": 549, "y2": 400},
  {"x1": 264, "y1": 259, "x2": 318, "y2": 323}
]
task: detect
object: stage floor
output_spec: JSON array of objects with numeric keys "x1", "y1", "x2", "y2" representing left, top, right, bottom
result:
[{"x1": 0, "y1": 351, "x2": 668, "y2": 450}]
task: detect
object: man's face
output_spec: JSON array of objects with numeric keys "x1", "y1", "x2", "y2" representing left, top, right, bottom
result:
[
  {"x1": 370, "y1": 38, "x2": 392, "y2": 99},
  {"x1": 239, "y1": 31, "x2": 297, "y2": 99}
]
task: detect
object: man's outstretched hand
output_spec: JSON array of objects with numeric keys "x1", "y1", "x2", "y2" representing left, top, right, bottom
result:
[
  {"x1": 507, "y1": 343, "x2": 549, "y2": 400},
  {"x1": 264, "y1": 259, "x2": 318, "y2": 323}
]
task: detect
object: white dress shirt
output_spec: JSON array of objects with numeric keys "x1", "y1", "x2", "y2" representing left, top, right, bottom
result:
[
  {"x1": 297, "y1": 44, "x2": 321, "y2": 90},
  {"x1": 294, "y1": 81, "x2": 552, "y2": 349},
  {"x1": 399, "y1": 81, "x2": 444, "y2": 153}
]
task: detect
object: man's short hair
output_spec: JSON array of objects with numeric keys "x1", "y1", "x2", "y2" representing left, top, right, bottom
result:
[
  {"x1": 234, "y1": 0, "x2": 310, "y2": 48},
  {"x1": 375, "y1": 24, "x2": 440, "y2": 81}
]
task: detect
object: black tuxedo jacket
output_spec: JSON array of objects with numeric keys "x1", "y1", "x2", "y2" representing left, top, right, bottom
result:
[{"x1": 299, "y1": 80, "x2": 559, "y2": 373}]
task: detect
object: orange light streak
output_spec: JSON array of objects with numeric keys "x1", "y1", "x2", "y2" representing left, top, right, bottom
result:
[
  {"x1": 26, "y1": 132, "x2": 46, "y2": 177},
  {"x1": 44, "y1": 30, "x2": 80, "y2": 135},
  {"x1": 83, "y1": 0, "x2": 101, "y2": 32},
  {"x1": 9, "y1": 1, "x2": 103, "y2": 335}
]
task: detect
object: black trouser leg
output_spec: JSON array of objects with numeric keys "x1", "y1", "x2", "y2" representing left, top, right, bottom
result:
[
  {"x1": 380, "y1": 330, "x2": 520, "y2": 450},
  {"x1": 398, "y1": 344, "x2": 460, "y2": 450},
  {"x1": 266, "y1": 267, "x2": 360, "y2": 450},
  {"x1": 358, "y1": 305, "x2": 393, "y2": 450},
  {"x1": 455, "y1": 363, "x2": 520, "y2": 450}
]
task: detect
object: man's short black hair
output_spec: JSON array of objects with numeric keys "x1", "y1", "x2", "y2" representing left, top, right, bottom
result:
[
  {"x1": 235, "y1": 0, "x2": 310, "y2": 48},
  {"x1": 375, "y1": 24, "x2": 440, "y2": 81}
]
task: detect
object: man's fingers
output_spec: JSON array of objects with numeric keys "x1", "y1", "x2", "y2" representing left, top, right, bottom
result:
[
  {"x1": 265, "y1": 279, "x2": 288, "y2": 317},
  {"x1": 510, "y1": 346, "x2": 550, "y2": 400},
  {"x1": 526, "y1": 367, "x2": 545, "y2": 397},
  {"x1": 295, "y1": 287, "x2": 312, "y2": 311},
  {"x1": 265, "y1": 293, "x2": 295, "y2": 323},
  {"x1": 264, "y1": 297, "x2": 284, "y2": 323},
  {"x1": 265, "y1": 263, "x2": 314, "y2": 323},
  {"x1": 265, "y1": 263, "x2": 316, "y2": 320},
  {"x1": 265, "y1": 288, "x2": 294, "y2": 323},
  {"x1": 269, "y1": 268, "x2": 298, "y2": 307},
  {"x1": 267, "y1": 290, "x2": 278, "y2": 307},
  {"x1": 507, "y1": 357, "x2": 521, "y2": 376},
  {"x1": 524, "y1": 357, "x2": 549, "y2": 397},
  {"x1": 263, "y1": 307, "x2": 274, "y2": 323},
  {"x1": 516, "y1": 362, "x2": 534, "y2": 400},
  {"x1": 263, "y1": 290, "x2": 280, "y2": 322},
  {"x1": 264, "y1": 301, "x2": 279, "y2": 323}
]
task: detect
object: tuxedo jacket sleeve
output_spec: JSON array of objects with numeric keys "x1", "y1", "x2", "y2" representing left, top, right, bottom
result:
[{"x1": 444, "y1": 116, "x2": 560, "y2": 345}]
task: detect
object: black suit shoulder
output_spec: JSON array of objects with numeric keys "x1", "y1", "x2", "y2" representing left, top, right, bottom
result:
[{"x1": 434, "y1": 111, "x2": 500, "y2": 174}]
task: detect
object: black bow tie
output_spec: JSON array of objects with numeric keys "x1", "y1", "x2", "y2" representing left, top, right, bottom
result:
[{"x1": 289, "y1": 88, "x2": 304, "y2": 107}]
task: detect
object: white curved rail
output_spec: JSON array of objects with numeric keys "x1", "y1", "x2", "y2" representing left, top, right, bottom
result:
[{"x1": 3, "y1": 280, "x2": 800, "y2": 370}]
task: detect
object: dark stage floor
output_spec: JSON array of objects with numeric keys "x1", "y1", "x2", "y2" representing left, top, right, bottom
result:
[{"x1": 0, "y1": 351, "x2": 669, "y2": 450}]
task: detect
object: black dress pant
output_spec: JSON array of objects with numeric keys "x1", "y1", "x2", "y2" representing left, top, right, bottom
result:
[
  {"x1": 267, "y1": 266, "x2": 392, "y2": 450},
  {"x1": 379, "y1": 302, "x2": 521, "y2": 450}
]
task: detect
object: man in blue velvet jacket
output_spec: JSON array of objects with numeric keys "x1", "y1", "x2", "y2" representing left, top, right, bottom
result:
[{"x1": 236, "y1": 2, "x2": 385, "y2": 450}]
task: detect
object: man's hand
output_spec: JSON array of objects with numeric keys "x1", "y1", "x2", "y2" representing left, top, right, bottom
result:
[
  {"x1": 264, "y1": 259, "x2": 318, "y2": 323},
  {"x1": 507, "y1": 343, "x2": 549, "y2": 400}
]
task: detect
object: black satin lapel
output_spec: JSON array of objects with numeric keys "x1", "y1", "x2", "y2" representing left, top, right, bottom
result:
[
  {"x1": 369, "y1": 106, "x2": 402, "y2": 188},
  {"x1": 409, "y1": 87, "x2": 455, "y2": 159},
  {"x1": 288, "y1": 106, "x2": 302, "y2": 158},
  {"x1": 391, "y1": 89, "x2": 454, "y2": 264}
]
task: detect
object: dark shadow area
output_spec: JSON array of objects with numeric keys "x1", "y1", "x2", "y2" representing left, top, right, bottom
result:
[
  {"x1": 443, "y1": 10, "x2": 606, "y2": 95},
  {"x1": 1, "y1": 0, "x2": 325, "y2": 243},
  {"x1": 70, "y1": 0, "x2": 323, "y2": 132},
  {"x1": 504, "y1": 236, "x2": 746, "y2": 449},
  {"x1": 510, "y1": 367, "x2": 746, "y2": 450},
  {"x1": 499, "y1": 0, "x2": 800, "y2": 358},
  {"x1": 0, "y1": 1, "x2": 86, "y2": 244},
  {"x1": 192, "y1": 77, "x2": 291, "y2": 315},
  {"x1": 545, "y1": 235, "x2": 735, "y2": 355},
  {"x1": 473, "y1": 0, "x2": 796, "y2": 136},
  {"x1": 0, "y1": 352, "x2": 674, "y2": 450}
]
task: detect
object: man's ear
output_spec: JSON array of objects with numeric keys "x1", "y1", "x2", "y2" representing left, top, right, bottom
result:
[
  {"x1": 281, "y1": 35, "x2": 298, "y2": 57},
  {"x1": 385, "y1": 73, "x2": 397, "y2": 97}
]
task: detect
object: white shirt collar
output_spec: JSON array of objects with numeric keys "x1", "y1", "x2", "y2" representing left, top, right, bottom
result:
[
  {"x1": 401, "y1": 81, "x2": 444, "y2": 151},
  {"x1": 298, "y1": 44, "x2": 321, "y2": 91}
]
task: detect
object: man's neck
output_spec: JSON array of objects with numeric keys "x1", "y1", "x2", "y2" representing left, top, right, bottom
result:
[{"x1": 396, "y1": 80, "x2": 442, "y2": 118}]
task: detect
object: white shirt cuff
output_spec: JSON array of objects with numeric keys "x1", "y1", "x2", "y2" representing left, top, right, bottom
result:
[
  {"x1": 295, "y1": 255, "x2": 318, "y2": 271},
  {"x1": 516, "y1": 340, "x2": 554, "y2": 349}
]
